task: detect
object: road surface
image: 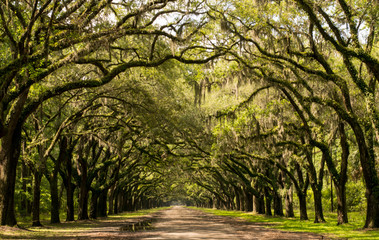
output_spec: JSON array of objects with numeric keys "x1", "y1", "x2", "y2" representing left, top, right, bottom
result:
[{"x1": 138, "y1": 206, "x2": 328, "y2": 240}]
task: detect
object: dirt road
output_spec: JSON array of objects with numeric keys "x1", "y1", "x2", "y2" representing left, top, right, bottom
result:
[
  {"x1": 1, "y1": 206, "x2": 330, "y2": 239},
  {"x1": 138, "y1": 206, "x2": 329, "y2": 240},
  {"x1": 140, "y1": 206, "x2": 245, "y2": 239}
]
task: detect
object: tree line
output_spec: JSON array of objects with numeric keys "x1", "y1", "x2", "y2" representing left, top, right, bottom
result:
[
  {"x1": 0, "y1": 0, "x2": 379, "y2": 230},
  {"x1": 189, "y1": 0, "x2": 379, "y2": 229}
]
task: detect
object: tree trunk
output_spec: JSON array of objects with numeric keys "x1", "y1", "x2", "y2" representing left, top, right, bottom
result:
[
  {"x1": 235, "y1": 187, "x2": 241, "y2": 211},
  {"x1": 348, "y1": 114, "x2": 379, "y2": 227},
  {"x1": 244, "y1": 190, "x2": 253, "y2": 212},
  {"x1": 77, "y1": 147, "x2": 89, "y2": 220},
  {"x1": 126, "y1": 196, "x2": 132, "y2": 211},
  {"x1": 108, "y1": 186, "x2": 115, "y2": 215},
  {"x1": 285, "y1": 186, "x2": 294, "y2": 217},
  {"x1": 207, "y1": 197, "x2": 213, "y2": 209},
  {"x1": 89, "y1": 190, "x2": 99, "y2": 219},
  {"x1": 123, "y1": 193, "x2": 128, "y2": 211},
  {"x1": 98, "y1": 190, "x2": 108, "y2": 217},
  {"x1": 65, "y1": 162, "x2": 75, "y2": 221},
  {"x1": 0, "y1": 89, "x2": 29, "y2": 226},
  {"x1": 336, "y1": 121, "x2": 349, "y2": 224},
  {"x1": 335, "y1": 184, "x2": 348, "y2": 224},
  {"x1": 58, "y1": 137, "x2": 76, "y2": 222},
  {"x1": 264, "y1": 188, "x2": 272, "y2": 216},
  {"x1": 298, "y1": 191, "x2": 308, "y2": 220},
  {"x1": 253, "y1": 194, "x2": 265, "y2": 214},
  {"x1": 20, "y1": 161, "x2": 32, "y2": 216},
  {"x1": 118, "y1": 191, "x2": 124, "y2": 212},
  {"x1": 50, "y1": 137, "x2": 70, "y2": 224},
  {"x1": 32, "y1": 171, "x2": 43, "y2": 227},
  {"x1": 273, "y1": 191, "x2": 284, "y2": 216},
  {"x1": 113, "y1": 189, "x2": 119, "y2": 214},
  {"x1": 311, "y1": 184, "x2": 326, "y2": 223},
  {"x1": 50, "y1": 171, "x2": 60, "y2": 224},
  {"x1": 141, "y1": 197, "x2": 147, "y2": 209},
  {"x1": 0, "y1": 128, "x2": 22, "y2": 226},
  {"x1": 365, "y1": 190, "x2": 379, "y2": 228},
  {"x1": 77, "y1": 177, "x2": 89, "y2": 220},
  {"x1": 239, "y1": 189, "x2": 245, "y2": 211}
]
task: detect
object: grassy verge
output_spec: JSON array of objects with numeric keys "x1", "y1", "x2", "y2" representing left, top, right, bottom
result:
[
  {"x1": 0, "y1": 207, "x2": 169, "y2": 239},
  {"x1": 190, "y1": 207, "x2": 378, "y2": 240}
]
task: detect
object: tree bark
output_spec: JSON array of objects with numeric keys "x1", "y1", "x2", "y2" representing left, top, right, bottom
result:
[
  {"x1": 307, "y1": 146, "x2": 326, "y2": 223},
  {"x1": 20, "y1": 161, "x2": 32, "y2": 216},
  {"x1": 311, "y1": 184, "x2": 326, "y2": 223},
  {"x1": 113, "y1": 189, "x2": 119, "y2": 214},
  {"x1": 118, "y1": 192, "x2": 124, "y2": 212},
  {"x1": 294, "y1": 163, "x2": 308, "y2": 220},
  {"x1": 0, "y1": 127, "x2": 22, "y2": 226},
  {"x1": 239, "y1": 188, "x2": 245, "y2": 211},
  {"x1": 0, "y1": 85, "x2": 29, "y2": 226},
  {"x1": 49, "y1": 137, "x2": 68, "y2": 224},
  {"x1": 273, "y1": 191, "x2": 284, "y2": 216},
  {"x1": 365, "y1": 191, "x2": 379, "y2": 228},
  {"x1": 335, "y1": 184, "x2": 348, "y2": 224},
  {"x1": 108, "y1": 185, "x2": 115, "y2": 215},
  {"x1": 123, "y1": 192, "x2": 129, "y2": 211},
  {"x1": 58, "y1": 138, "x2": 76, "y2": 222},
  {"x1": 49, "y1": 171, "x2": 60, "y2": 224},
  {"x1": 65, "y1": 158, "x2": 75, "y2": 221},
  {"x1": 253, "y1": 194, "x2": 265, "y2": 214},
  {"x1": 234, "y1": 187, "x2": 241, "y2": 211},
  {"x1": 89, "y1": 190, "x2": 99, "y2": 219},
  {"x1": 285, "y1": 186, "x2": 294, "y2": 217},
  {"x1": 298, "y1": 191, "x2": 308, "y2": 220},
  {"x1": 32, "y1": 171, "x2": 43, "y2": 227},
  {"x1": 264, "y1": 187, "x2": 272, "y2": 216},
  {"x1": 77, "y1": 140, "x2": 89, "y2": 220},
  {"x1": 98, "y1": 190, "x2": 108, "y2": 217},
  {"x1": 77, "y1": 169, "x2": 89, "y2": 220},
  {"x1": 348, "y1": 120, "x2": 379, "y2": 228},
  {"x1": 336, "y1": 121, "x2": 349, "y2": 224},
  {"x1": 244, "y1": 190, "x2": 253, "y2": 212}
]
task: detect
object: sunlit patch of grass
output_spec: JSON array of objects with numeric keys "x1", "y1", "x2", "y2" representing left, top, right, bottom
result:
[{"x1": 191, "y1": 207, "x2": 379, "y2": 240}]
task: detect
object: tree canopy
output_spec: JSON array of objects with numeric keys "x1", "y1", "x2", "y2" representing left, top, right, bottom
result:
[{"x1": 1, "y1": 0, "x2": 379, "y2": 230}]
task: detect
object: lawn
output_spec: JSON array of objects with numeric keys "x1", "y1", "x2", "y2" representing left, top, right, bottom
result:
[{"x1": 192, "y1": 207, "x2": 378, "y2": 240}]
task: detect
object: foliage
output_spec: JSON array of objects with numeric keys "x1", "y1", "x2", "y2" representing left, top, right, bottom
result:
[{"x1": 1, "y1": 0, "x2": 379, "y2": 232}]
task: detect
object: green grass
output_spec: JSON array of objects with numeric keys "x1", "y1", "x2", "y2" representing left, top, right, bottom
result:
[
  {"x1": 0, "y1": 207, "x2": 169, "y2": 239},
  {"x1": 190, "y1": 207, "x2": 379, "y2": 240}
]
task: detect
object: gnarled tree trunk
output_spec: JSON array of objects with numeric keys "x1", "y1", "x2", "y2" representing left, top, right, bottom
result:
[{"x1": 0, "y1": 126, "x2": 22, "y2": 226}]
